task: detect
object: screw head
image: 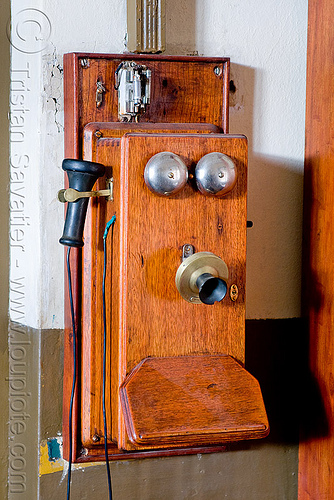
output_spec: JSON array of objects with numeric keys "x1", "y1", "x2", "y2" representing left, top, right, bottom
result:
[{"x1": 92, "y1": 434, "x2": 100, "y2": 443}]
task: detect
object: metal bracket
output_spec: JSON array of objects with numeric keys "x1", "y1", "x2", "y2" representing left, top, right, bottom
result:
[
  {"x1": 115, "y1": 61, "x2": 151, "y2": 121},
  {"x1": 182, "y1": 244, "x2": 195, "y2": 261},
  {"x1": 58, "y1": 178, "x2": 113, "y2": 203}
]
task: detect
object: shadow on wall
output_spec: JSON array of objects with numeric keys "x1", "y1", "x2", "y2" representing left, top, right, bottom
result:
[
  {"x1": 245, "y1": 154, "x2": 304, "y2": 319},
  {"x1": 229, "y1": 64, "x2": 328, "y2": 443},
  {"x1": 245, "y1": 318, "x2": 329, "y2": 447},
  {"x1": 230, "y1": 63, "x2": 304, "y2": 318},
  {"x1": 245, "y1": 319, "x2": 302, "y2": 446}
]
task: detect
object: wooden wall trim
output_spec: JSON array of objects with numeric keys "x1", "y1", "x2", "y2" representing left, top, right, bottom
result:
[{"x1": 298, "y1": 0, "x2": 334, "y2": 497}]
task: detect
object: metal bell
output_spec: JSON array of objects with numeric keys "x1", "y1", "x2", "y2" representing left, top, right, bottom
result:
[
  {"x1": 144, "y1": 152, "x2": 188, "y2": 196},
  {"x1": 195, "y1": 152, "x2": 236, "y2": 196}
]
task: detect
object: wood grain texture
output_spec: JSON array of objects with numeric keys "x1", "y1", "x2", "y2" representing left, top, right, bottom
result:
[
  {"x1": 299, "y1": 1, "x2": 334, "y2": 498},
  {"x1": 145, "y1": 60, "x2": 225, "y2": 125},
  {"x1": 72, "y1": 443, "x2": 226, "y2": 463},
  {"x1": 120, "y1": 355, "x2": 269, "y2": 450},
  {"x1": 118, "y1": 133, "x2": 247, "y2": 450},
  {"x1": 81, "y1": 123, "x2": 223, "y2": 449},
  {"x1": 83, "y1": 122, "x2": 222, "y2": 161},
  {"x1": 120, "y1": 133, "x2": 247, "y2": 366},
  {"x1": 77, "y1": 54, "x2": 229, "y2": 137},
  {"x1": 62, "y1": 53, "x2": 81, "y2": 461},
  {"x1": 80, "y1": 130, "x2": 251, "y2": 459}
]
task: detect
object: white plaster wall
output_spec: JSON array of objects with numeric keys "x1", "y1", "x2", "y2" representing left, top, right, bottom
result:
[
  {"x1": 166, "y1": 0, "x2": 308, "y2": 319},
  {"x1": 9, "y1": 1, "x2": 44, "y2": 329},
  {"x1": 9, "y1": 0, "x2": 127, "y2": 329},
  {"x1": 0, "y1": 2, "x2": 10, "y2": 497},
  {"x1": 9, "y1": 0, "x2": 308, "y2": 328}
]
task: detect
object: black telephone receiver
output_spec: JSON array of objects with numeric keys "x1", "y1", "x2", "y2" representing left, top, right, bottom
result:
[{"x1": 59, "y1": 159, "x2": 105, "y2": 247}]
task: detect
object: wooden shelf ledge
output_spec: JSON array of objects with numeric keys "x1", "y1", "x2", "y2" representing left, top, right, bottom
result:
[{"x1": 120, "y1": 354, "x2": 269, "y2": 450}]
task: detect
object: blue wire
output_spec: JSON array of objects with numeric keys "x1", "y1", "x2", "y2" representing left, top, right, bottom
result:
[
  {"x1": 66, "y1": 246, "x2": 76, "y2": 500},
  {"x1": 103, "y1": 215, "x2": 116, "y2": 240},
  {"x1": 103, "y1": 215, "x2": 116, "y2": 499}
]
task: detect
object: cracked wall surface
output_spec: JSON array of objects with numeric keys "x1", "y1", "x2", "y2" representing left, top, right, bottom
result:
[{"x1": 43, "y1": 50, "x2": 64, "y2": 134}]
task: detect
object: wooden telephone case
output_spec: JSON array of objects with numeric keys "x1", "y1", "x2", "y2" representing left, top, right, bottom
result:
[{"x1": 62, "y1": 53, "x2": 269, "y2": 462}]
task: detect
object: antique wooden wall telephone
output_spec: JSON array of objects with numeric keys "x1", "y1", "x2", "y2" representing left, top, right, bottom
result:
[{"x1": 58, "y1": 53, "x2": 269, "y2": 496}]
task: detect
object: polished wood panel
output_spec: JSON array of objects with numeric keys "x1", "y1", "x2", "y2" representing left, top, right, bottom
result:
[
  {"x1": 120, "y1": 355, "x2": 269, "y2": 450},
  {"x1": 83, "y1": 122, "x2": 222, "y2": 161},
  {"x1": 62, "y1": 53, "x2": 81, "y2": 462},
  {"x1": 81, "y1": 123, "x2": 221, "y2": 452},
  {"x1": 118, "y1": 133, "x2": 247, "y2": 449},
  {"x1": 299, "y1": 0, "x2": 334, "y2": 498},
  {"x1": 119, "y1": 134, "x2": 247, "y2": 367},
  {"x1": 76, "y1": 53, "x2": 229, "y2": 140}
]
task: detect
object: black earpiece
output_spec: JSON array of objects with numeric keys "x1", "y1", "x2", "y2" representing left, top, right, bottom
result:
[{"x1": 59, "y1": 159, "x2": 105, "y2": 247}]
